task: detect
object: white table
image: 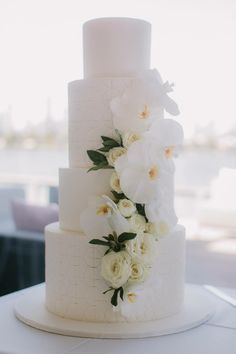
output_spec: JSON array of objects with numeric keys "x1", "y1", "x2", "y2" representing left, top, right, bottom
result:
[{"x1": 0, "y1": 284, "x2": 236, "y2": 354}]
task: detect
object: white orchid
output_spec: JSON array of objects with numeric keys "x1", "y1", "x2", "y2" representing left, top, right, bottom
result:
[
  {"x1": 115, "y1": 139, "x2": 172, "y2": 204},
  {"x1": 139, "y1": 69, "x2": 180, "y2": 116},
  {"x1": 110, "y1": 83, "x2": 161, "y2": 134},
  {"x1": 110, "y1": 69, "x2": 179, "y2": 134},
  {"x1": 80, "y1": 195, "x2": 130, "y2": 238},
  {"x1": 145, "y1": 118, "x2": 184, "y2": 158}
]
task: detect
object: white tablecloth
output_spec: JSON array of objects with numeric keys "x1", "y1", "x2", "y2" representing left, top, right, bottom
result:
[{"x1": 0, "y1": 284, "x2": 236, "y2": 354}]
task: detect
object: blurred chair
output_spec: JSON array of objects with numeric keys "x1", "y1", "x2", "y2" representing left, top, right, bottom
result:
[
  {"x1": 49, "y1": 186, "x2": 58, "y2": 204},
  {"x1": 0, "y1": 185, "x2": 45, "y2": 296},
  {"x1": 0, "y1": 186, "x2": 25, "y2": 230}
]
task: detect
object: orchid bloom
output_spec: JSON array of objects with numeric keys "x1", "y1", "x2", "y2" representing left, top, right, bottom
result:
[
  {"x1": 80, "y1": 195, "x2": 130, "y2": 238},
  {"x1": 110, "y1": 69, "x2": 180, "y2": 134},
  {"x1": 115, "y1": 139, "x2": 172, "y2": 204},
  {"x1": 140, "y1": 69, "x2": 180, "y2": 116}
]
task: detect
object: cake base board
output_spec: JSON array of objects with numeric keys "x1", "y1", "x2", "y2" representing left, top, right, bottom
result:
[{"x1": 14, "y1": 284, "x2": 214, "y2": 339}]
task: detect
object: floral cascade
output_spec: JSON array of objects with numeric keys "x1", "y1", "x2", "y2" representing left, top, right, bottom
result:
[{"x1": 80, "y1": 69, "x2": 184, "y2": 308}]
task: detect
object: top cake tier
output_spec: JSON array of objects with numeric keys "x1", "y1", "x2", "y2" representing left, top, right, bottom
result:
[{"x1": 83, "y1": 18, "x2": 151, "y2": 78}]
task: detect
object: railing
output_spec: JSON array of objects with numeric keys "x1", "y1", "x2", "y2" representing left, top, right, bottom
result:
[{"x1": 0, "y1": 173, "x2": 58, "y2": 205}]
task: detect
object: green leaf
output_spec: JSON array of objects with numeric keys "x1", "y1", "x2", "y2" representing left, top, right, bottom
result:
[
  {"x1": 101, "y1": 136, "x2": 121, "y2": 148},
  {"x1": 111, "y1": 288, "x2": 120, "y2": 307},
  {"x1": 119, "y1": 287, "x2": 124, "y2": 301},
  {"x1": 103, "y1": 234, "x2": 115, "y2": 241},
  {"x1": 103, "y1": 140, "x2": 120, "y2": 148},
  {"x1": 87, "y1": 150, "x2": 107, "y2": 165},
  {"x1": 115, "y1": 129, "x2": 123, "y2": 146},
  {"x1": 136, "y1": 203, "x2": 148, "y2": 222},
  {"x1": 104, "y1": 248, "x2": 111, "y2": 255},
  {"x1": 98, "y1": 146, "x2": 111, "y2": 152},
  {"x1": 89, "y1": 239, "x2": 110, "y2": 246},
  {"x1": 101, "y1": 136, "x2": 113, "y2": 142},
  {"x1": 103, "y1": 287, "x2": 113, "y2": 295},
  {"x1": 88, "y1": 163, "x2": 114, "y2": 172},
  {"x1": 110, "y1": 287, "x2": 124, "y2": 306},
  {"x1": 112, "y1": 243, "x2": 126, "y2": 252},
  {"x1": 118, "y1": 232, "x2": 137, "y2": 243},
  {"x1": 111, "y1": 190, "x2": 126, "y2": 201}
]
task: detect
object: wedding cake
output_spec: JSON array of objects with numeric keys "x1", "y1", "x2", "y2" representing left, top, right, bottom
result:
[{"x1": 45, "y1": 17, "x2": 185, "y2": 323}]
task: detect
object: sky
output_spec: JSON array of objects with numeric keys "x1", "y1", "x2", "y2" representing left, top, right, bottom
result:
[{"x1": 0, "y1": 0, "x2": 236, "y2": 138}]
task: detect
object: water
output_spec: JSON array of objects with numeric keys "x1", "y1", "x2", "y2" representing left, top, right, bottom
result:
[
  {"x1": 0, "y1": 149, "x2": 67, "y2": 179},
  {"x1": 0, "y1": 148, "x2": 235, "y2": 189}
]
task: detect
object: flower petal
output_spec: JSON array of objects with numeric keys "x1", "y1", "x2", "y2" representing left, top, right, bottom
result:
[
  {"x1": 147, "y1": 118, "x2": 184, "y2": 147},
  {"x1": 160, "y1": 94, "x2": 180, "y2": 116},
  {"x1": 145, "y1": 200, "x2": 177, "y2": 227},
  {"x1": 120, "y1": 168, "x2": 156, "y2": 204},
  {"x1": 109, "y1": 211, "x2": 131, "y2": 235}
]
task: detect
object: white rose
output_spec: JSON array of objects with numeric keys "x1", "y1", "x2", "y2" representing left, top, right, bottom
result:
[
  {"x1": 128, "y1": 260, "x2": 149, "y2": 284},
  {"x1": 129, "y1": 213, "x2": 146, "y2": 233},
  {"x1": 126, "y1": 232, "x2": 156, "y2": 265},
  {"x1": 145, "y1": 222, "x2": 157, "y2": 235},
  {"x1": 126, "y1": 292, "x2": 137, "y2": 303},
  {"x1": 110, "y1": 172, "x2": 122, "y2": 193},
  {"x1": 146, "y1": 221, "x2": 169, "y2": 240},
  {"x1": 155, "y1": 221, "x2": 170, "y2": 238},
  {"x1": 107, "y1": 147, "x2": 127, "y2": 167},
  {"x1": 101, "y1": 251, "x2": 131, "y2": 288},
  {"x1": 118, "y1": 199, "x2": 136, "y2": 217},
  {"x1": 122, "y1": 132, "x2": 141, "y2": 148}
]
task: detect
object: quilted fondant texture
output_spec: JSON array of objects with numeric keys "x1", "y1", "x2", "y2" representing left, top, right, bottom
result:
[
  {"x1": 68, "y1": 78, "x2": 133, "y2": 167},
  {"x1": 45, "y1": 223, "x2": 185, "y2": 322}
]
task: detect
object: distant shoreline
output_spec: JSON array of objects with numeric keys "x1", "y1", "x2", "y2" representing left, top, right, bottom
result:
[{"x1": 0, "y1": 148, "x2": 235, "y2": 190}]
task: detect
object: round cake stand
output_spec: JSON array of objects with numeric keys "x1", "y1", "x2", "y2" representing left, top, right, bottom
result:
[{"x1": 14, "y1": 284, "x2": 214, "y2": 339}]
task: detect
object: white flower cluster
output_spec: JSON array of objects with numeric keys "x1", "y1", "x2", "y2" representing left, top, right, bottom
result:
[
  {"x1": 101, "y1": 237, "x2": 153, "y2": 289},
  {"x1": 109, "y1": 69, "x2": 183, "y2": 243},
  {"x1": 80, "y1": 195, "x2": 155, "y2": 293},
  {"x1": 80, "y1": 69, "x2": 183, "y2": 306}
]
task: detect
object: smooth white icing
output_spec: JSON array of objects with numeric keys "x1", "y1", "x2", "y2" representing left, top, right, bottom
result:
[
  {"x1": 45, "y1": 223, "x2": 185, "y2": 322},
  {"x1": 83, "y1": 18, "x2": 151, "y2": 78},
  {"x1": 59, "y1": 167, "x2": 112, "y2": 232}
]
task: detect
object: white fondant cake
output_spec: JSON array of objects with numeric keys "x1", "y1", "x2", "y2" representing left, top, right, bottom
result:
[
  {"x1": 68, "y1": 77, "x2": 133, "y2": 167},
  {"x1": 46, "y1": 223, "x2": 185, "y2": 322},
  {"x1": 83, "y1": 18, "x2": 151, "y2": 77},
  {"x1": 45, "y1": 17, "x2": 185, "y2": 323}
]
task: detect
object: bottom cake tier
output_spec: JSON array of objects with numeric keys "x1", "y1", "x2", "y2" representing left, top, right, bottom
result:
[{"x1": 45, "y1": 222, "x2": 185, "y2": 323}]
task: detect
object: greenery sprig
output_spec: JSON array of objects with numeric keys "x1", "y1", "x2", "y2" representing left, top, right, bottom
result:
[
  {"x1": 87, "y1": 150, "x2": 113, "y2": 172},
  {"x1": 89, "y1": 231, "x2": 136, "y2": 255},
  {"x1": 89, "y1": 231, "x2": 136, "y2": 306},
  {"x1": 103, "y1": 286, "x2": 124, "y2": 307},
  {"x1": 111, "y1": 190, "x2": 148, "y2": 222},
  {"x1": 87, "y1": 131, "x2": 123, "y2": 172},
  {"x1": 136, "y1": 203, "x2": 148, "y2": 222},
  {"x1": 111, "y1": 190, "x2": 127, "y2": 202}
]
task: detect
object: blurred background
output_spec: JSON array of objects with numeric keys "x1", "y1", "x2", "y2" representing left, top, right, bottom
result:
[{"x1": 0, "y1": 0, "x2": 235, "y2": 295}]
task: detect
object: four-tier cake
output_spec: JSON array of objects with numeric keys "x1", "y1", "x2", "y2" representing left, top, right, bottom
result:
[{"x1": 45, "y1": 17, "x2": 185, "y2": 323}]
